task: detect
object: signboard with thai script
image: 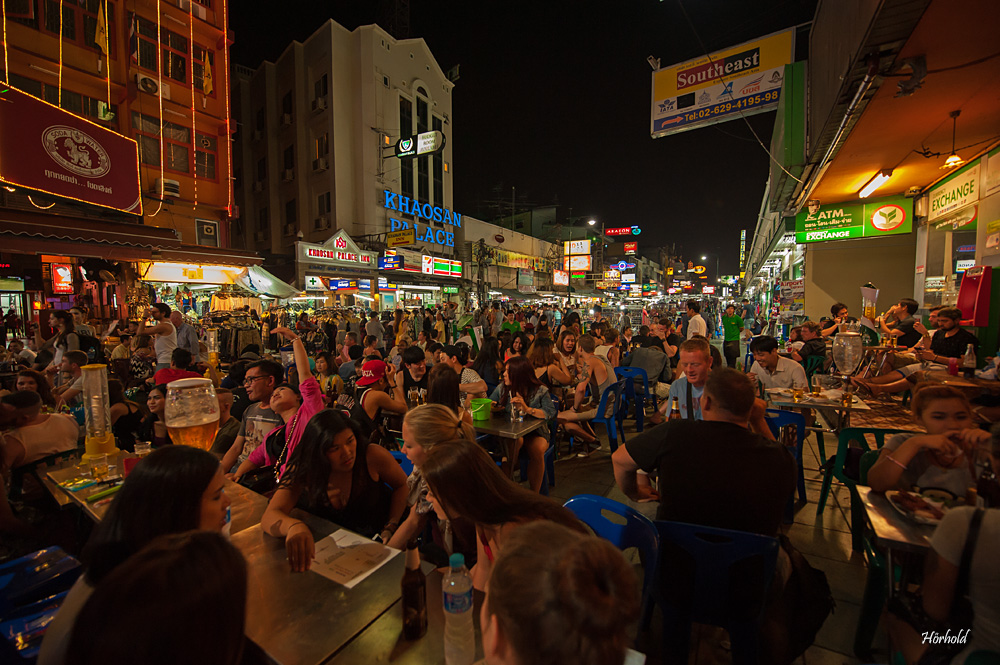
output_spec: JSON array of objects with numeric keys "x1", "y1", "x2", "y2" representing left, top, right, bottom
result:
[
  {"x1": 795, "y1": 196, "x2": 913, "y2": 243},
  {"x1": 928, "y1": 161, "x2": 980, "y2": 222},
  {"x1": 0, "y1": 85, "x2": 142, "y2": 213},
  {"x1": 651, "y1": 29, "x2": 794, "y2": 138}
]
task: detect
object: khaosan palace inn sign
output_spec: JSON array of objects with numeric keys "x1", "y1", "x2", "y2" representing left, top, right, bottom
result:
[{"x1": 384, "y1": 189, "x2": 462, "y2": 247}]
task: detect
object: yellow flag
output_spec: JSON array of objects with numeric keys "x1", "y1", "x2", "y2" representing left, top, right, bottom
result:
[
  {"x1": 95, "y1": 1, "x2": 109, "y2": 57},
  {"x1": 202, "y1": 53, "x2": 214, "y2": 95}
]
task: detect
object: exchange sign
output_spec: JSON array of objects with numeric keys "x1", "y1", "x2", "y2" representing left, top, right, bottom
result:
[
  {"x1": 651, "y1": 29, "x2": 794, "y2": 138},
  {"x1": 795, "y1": 195, "x2": 913, "y2": 243}
]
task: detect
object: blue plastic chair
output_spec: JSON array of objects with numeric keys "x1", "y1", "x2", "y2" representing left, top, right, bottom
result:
[
  {"x1": 650, "y1": 521, "x2": 780, "y2": 665},
  {"x1": 763, "y1": 409, "x2": 807, "y2": 522},
  {"x1": 615, "y1": 366, "x2": 657, "y2": 433},
  {"x1": 563, "y1": 495, "x2": 659, "y2": 620},
  {"x1": 519, "y1": 444, "x2": 556, "y2": 495},
  {"x1": 590, "y1": 378, "x2": 627, "y2": 452},
  {"x1": 390, "y1": 450, "x2": 413, "y2": 477}
]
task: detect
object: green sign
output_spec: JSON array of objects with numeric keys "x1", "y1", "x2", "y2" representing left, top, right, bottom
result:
[
  {"x1": 795, "y1": 195, "x2": 913, "y2": 244},
  {"x1": 443, "y1": 286, "x2": 458, "y2": 294}
]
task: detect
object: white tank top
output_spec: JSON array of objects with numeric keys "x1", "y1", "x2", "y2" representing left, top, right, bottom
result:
[{"x1": 154, "y1": 321, "x2": 178, "y2": 364}]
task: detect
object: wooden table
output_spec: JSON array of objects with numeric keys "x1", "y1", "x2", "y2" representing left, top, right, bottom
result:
[
  {"x1": 924, "y1": 370, "x2": 1000, "y2": 394},
  {"x1": 46, "y1": 463, "x2": 269, "y2": 532},
  {"x1": 233, "y1": 511, "x2": 407, "y2": 665},
  {"x1": 857, "y1": 486, "x2": 934, "y2": 600}
]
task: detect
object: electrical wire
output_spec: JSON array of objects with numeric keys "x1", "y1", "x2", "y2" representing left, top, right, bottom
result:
[
  {"x1": 2, "y1": 0, "x2": 8, "y2": 82},
  {"x1": 103, "y1": 0, "x2": 111, "y2": 110},
  {"x1": 674, "y1": 0, "x2": 803, "y2": 184},
  {"x1": 885, "y1": 50, "x2": 1000, "y2": 77}
]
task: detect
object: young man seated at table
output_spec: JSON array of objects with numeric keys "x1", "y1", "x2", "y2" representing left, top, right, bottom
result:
[
  {"x1": 441, "y1": 344, "x2": 487, "y2": 400},
  {"x1": 1, "y1": 390, "x2": 80, "y2": 471},
  {"x1": 790, "y1": 321, "x2": 827, "y2": 366},
  {"x1": 748, "y1": 335, "x2": 808, "y2": 392},
  {"x1": 854, "y1": 307, "x2": 980, "y2": 396},
  {"x1": 820, "y1": 302, "x2": 851, "y2": 337},
  {"x1": 400, "y1": 345, "x2": 429, "y2": 393},
  {"x1": 209, "y1": 388, "x2": 240, "y2": 458}
]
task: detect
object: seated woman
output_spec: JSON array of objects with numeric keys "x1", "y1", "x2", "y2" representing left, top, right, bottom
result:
[
  {"x1": 868, "y1": 385, "x2": 990, "y2": 497},
  {"x1": 387, "y1": 404, "x2": 476, "y2": 555},
  {"x1": 473, "y1": 338, "x2": 504, "y2": 395},
  {"x1": 260, "y1": 410, "x2": 408, "y2": 571},
  {"x1": 489, "y1": 356, "x2": 556, "y2": 492},
  {"x1": 427, "y1": 362, "x2": 473, "y2": 424},
  {"x1": 15, "y1": 368, "x2": 56, "y2": 409},
  {"x1": 313, "y1": 351, "x2": 344, "y2": 402},
  {"x1": 886, "y1": 422, "x2": 1000, "y2": 663},
  {"x1": 526, "y1": 337, "x2": 573, "y2": 399},
  {"x1": 138, "y1": 384, "x2": 172, "y2": 447},
  {"x1": 481, "y1": 521, "x2": 639, "y2": 665},
  {"x1": 38, "y1": 446, "x2": 231, "y2": 665},
  {"x1": 349, "y1": 359, "x2": 408, "y2": 447},
  {"x1": 503, "y1": 333, "x2": 529, "y2": 363},
  {"x1": 66, "y1": 531, "x2": 247, "y2": 665},
  {"x1": 232, "y1": 327, "x2": 325, "y2": 484},
  {"x1": 108, "y1": 378, "x2": 146, "y2": 452},
  {"x1": 421, "y1": 440, "x2": 585, "y2": 591},
  {"x1": 362, "y1": 334, "x2": 382, "y2": 359}
]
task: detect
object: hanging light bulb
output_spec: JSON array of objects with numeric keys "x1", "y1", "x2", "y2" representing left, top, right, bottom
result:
[{"x1": 941, "y1": 110, "x2": 965, "y2": 169}]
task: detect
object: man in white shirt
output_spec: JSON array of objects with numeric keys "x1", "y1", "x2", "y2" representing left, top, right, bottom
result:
[
  {"x1": 748, "y1": 335, "x2": 807, "y2": 390},
  {"x1": 686, "y1": 300, "x2": 707, "y2": 340}
]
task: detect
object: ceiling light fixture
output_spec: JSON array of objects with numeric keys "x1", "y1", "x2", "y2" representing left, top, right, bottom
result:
[
  {"x1": 941, "y1": 110, "x2": 965, "y2": 169},
  {"x1": 859, "y1": 169, "x2": 893, "y2": 198}
]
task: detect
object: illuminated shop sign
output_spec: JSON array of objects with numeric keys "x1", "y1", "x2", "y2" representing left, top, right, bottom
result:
[{"x1": 384, "y1": 189, "x2": 462, "y2": 248}]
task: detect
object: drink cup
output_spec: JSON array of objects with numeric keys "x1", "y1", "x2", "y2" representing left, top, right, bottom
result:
[
  {"x1": 791, "y1": 388, "x2": 804, "y2": 403},
  {"x1": 135, "y1": 441, "x2": 152, "y2": 458},
  {"x1": 90, "y1": 453, "x2": 109, "y2": 480}
]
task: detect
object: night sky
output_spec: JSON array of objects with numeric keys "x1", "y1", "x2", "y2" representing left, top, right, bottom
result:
[{"x1": 231, "y1": 0, "x2": 817, "y2": 277}]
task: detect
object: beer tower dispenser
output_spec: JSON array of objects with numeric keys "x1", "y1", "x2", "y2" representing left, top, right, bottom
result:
[{"x1": 81, "y1": 364, "x2": 120, "y2": 462}]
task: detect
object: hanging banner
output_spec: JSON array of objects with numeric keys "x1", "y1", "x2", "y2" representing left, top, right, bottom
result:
[
  {"x1": 776, "y1": 279, "x2": 804, "y2": 321},
  {"x1": 928, "y1": 161, "x2": 980, "y2": 222},
  {"x1": 651, "y1": 29, "x2": 794, "y2": 138}
]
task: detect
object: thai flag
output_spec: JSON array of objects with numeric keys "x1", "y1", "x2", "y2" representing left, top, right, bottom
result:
[{"x1": 128, "y1": 13, "x2": 138, "y2": 66}]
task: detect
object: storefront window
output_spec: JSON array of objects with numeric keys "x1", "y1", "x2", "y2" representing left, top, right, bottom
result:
[{"x1": 923, "y1": 206, "x2": 978, "y2": 307}]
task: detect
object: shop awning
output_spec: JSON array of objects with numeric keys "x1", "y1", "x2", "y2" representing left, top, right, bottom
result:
[
  {"x1": 0, "y1": 209, "x2": 179, "y2": 259},
  {"x1": 235, "y1": 266, "x2": 299, "y2": 299}
]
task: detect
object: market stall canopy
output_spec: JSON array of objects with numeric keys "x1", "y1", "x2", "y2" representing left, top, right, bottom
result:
[{"x1": 235, "y1": 266, "x2": 299, "y2": 299}]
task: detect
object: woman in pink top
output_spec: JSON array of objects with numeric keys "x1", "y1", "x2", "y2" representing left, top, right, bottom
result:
[{"x1": 233, "y1": 327, "x2": 324, "y2": 483}]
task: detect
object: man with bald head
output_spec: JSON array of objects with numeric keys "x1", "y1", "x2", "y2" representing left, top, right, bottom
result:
[{"x1": 171, "y1": 310, "x2": 200, "y2": 358}]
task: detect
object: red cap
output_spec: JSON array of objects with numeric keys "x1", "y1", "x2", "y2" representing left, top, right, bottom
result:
[{"x1": 357, "y1": 359, "x2": 388, "y2": 386}]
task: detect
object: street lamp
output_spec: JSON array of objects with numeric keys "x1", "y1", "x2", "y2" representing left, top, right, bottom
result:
[
  {"x1": 588, "y1": 219, "x2": 597, "y2": 226},
  {"x1": 700, "y1": 253, "x2": 720, "y2": 281}
]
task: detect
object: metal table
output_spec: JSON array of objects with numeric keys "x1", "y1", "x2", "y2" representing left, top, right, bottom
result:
[
  {"x1": 472, "y1": 412, "x2": 546, "y2": 439},
  {"x1": 46, "y1": 464, "x2": 269, "y2": 532},
  {"x1": 233, "y1": 511, "x2": 407, "y2": 665},
  {"x1": 767, "y1": 387, "x2": 870, "y2": 430},
  {"x1": 857, "y1": 486, "x2": 934, "y2": 601},
  {"x1": 328, "y1": 572, "x2": 485, "y2": 664}
]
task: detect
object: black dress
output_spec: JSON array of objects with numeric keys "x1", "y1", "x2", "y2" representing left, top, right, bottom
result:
[{"x1": 112, "y1": 402, "x2": 145, "y2": 452}]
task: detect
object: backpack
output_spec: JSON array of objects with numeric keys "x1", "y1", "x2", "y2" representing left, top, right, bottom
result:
[{"x1": 76, "y1": 332, "x2": 104, "y2": 364}]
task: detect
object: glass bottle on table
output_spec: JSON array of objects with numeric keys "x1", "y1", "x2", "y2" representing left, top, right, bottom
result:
[
  {"x1": 401, "y1": 540, "x2": 427, "y2": 640},
  {"x1": 962, "y1": 344, "x2": 977, "y2": 379},
  {"x1": 669, "y1": 397, "x2": 682, "y2": 420}
]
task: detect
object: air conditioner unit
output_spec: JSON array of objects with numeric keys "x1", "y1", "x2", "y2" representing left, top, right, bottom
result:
[
  {"x1": 312, "y1": 157, "x2": 328, "y2": 172},
  {"x1": 253, "y1": 231, "x2": 266, "y2": 242},
  {"x1": 251, "y1": 130, "x2": 262, "y2": 142},
  {"x1": 280, "y1": 113, "x2": 292, "y2": 126},
  {"x1": 312, "y1": 96, "x2": 327, "y2": 112},
  {"x1": 282, "y1": 169, "x2": 294, "y2": 182},
  {"x1": 314, "y1": 216, "x2": 329, "y2": 230},
  {"x1": 153, "y1": 177, "x2": 181, "y2": 198},
  {"x1": 252, "y1": 181, "x2": 264, "y2": 193},
  {"x1": 176, "y1": 0, "x2": 207, "y2": 20},
  {"x1": 283, "y1": 223, "x2": 295, "y2": 236},
  {"x1": 135, "y1": 74, "x2": 171, "y2": 100}
]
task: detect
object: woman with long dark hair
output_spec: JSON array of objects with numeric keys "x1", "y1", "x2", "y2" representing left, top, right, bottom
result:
[
  {"x1": 489, "y1": 356, "x2": 556, "y2": 492},
  {"x1": 35, "y1": 311, "x2": 79, "y2": 383},
  {"x1": 260, "y1": 409, "x2": 408, "y2": 571},
  {"x1": 426, "y1": 362, "x2": 472, "y2": 423},
  {"x1": 108, "y1": 378, "x2": 146, "y2": 452},
  {"x1": 139, "y1": 384, "x2": 172, "y2": 447},
  {"x1": 422, "y1": 440, "x2": 585, "y2": 590},
  {"x1": 472, "y1": 336, "x2": 503, "y2": 393},
  {"x1": 38, "y1": 446, "x2": 230, "y2": 665},
  {"x1": 15, "y1": 368, "x2": 56, "y2": 408},
  {"x1": 504, "y1": 332, "x2": 530, "y2": 362},
  {"x1": 525, "y1": 337, "x2": 572, "y2": 396}
]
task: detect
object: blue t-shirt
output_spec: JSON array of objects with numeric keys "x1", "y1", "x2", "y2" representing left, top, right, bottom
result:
[
  {"x1": 667, "y1": 376, "x2": 703, "y2": 420},
  {"x1": 338, "y1": 360, "x2": 358, "y2": 381}
]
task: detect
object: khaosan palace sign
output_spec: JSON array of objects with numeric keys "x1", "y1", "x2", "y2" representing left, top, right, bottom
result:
[
  {"x1": 384, "y1": 189, "x2": 462, "y2": 247},
  {"x1": 298, "y1": 230, "x2": 377, "y2": 269}
]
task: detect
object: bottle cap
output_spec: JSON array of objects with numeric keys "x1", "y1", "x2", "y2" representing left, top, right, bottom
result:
[{"x1": 449, "y1": 553, "x2": 465, "y2": 569}]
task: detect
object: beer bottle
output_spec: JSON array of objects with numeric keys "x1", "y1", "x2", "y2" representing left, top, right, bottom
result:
[
  {"x1": 401, "y1": 540, "x2": 427, "y2": 640},
  {"x1": 977, "y1": 463, "x2": 1000, "y2": 509},
  {"x1": 669, "y1": 397, "x2": 682, "y2": 420},
  {"x1": 962, "y1": 344, "x2": 977, "y2": 379}
]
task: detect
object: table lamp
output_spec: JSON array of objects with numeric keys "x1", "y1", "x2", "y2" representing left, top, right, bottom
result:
[{"x1": 81, "y1": 364, "x2": 120, "y2": 462}]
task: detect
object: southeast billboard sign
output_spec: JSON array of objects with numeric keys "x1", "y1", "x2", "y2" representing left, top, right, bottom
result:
[
  {"x1": 651, "y1": 29, "x2": 794, "y2": 138},
  {"x1": 0, "y1": 85, "x2": 142, "y2": 213}
]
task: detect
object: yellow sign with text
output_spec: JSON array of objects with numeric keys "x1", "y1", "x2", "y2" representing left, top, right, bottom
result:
[{"x1": 387, "y1": 228, "x2": 416, "y2": 248}]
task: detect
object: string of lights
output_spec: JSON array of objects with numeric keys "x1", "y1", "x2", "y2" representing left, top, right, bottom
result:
[
  {"x1": 188, "y1": 0, "x2": 197, "y2": 209},
  {"x1": 148, "y1": 0, "x2": 166, "y2": 217}
]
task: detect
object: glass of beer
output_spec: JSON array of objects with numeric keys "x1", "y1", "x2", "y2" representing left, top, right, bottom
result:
[
  {"x1": 90, "y1": 453, "x2": 109, "y2": 480},
  {"x1": 791, "y1": 387, "x2": 804, "y2": 402},
  {"x1": 165, "y1": 378, "x2": 220, "y2": 451}
]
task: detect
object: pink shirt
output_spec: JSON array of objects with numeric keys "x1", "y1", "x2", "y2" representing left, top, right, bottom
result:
[{"x1": 248, "y1": 376, "x2": 324, "y2": 475}]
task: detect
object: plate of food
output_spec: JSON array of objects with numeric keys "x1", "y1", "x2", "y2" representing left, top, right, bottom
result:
[{"x1": 885, "y1": 490, "x2": 949, "y2": 525}]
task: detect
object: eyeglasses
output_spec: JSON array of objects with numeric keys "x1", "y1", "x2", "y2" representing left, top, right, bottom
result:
[{"x1": 243, "y1": 375, "x2": 268, "y2": 386}]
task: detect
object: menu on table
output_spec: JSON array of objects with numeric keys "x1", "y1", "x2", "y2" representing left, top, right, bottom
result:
[{"x1": 310, "y1": 529, "x2": 399, "y2": 588}]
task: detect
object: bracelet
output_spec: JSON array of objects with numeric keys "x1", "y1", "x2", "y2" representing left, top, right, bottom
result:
[
  {"x1": 382, "y1": 521, "x2": 399, "y2": 534},
  {"x1": 886, "y1": 454, "x2": 908, "y2": 470},
  {"x1": 287, "y1": 521, "x2": 309, "y2": 534}
]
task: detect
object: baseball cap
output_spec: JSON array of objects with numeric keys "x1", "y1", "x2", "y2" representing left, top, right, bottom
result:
[{"x1": 357, "y1": 359, "x2": 388, "y2": 386}]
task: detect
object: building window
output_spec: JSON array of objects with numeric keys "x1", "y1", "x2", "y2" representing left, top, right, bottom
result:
[
  {"x1": 432, "y1": 115, "x2": 444, "y2": 206},
  {"x1": 257, "y1": 206, "x2": 268, "y2": 232},
  {"x1": 195, "y1": 133, "x2": 217, "y2": 180},
  {"x1": 317, "y1": 192, "x2": 331, "y2": 215},
  {"x1": 416, "y1": 96, "x2": 429, "y2": 202},
  {"x1": 284, "y1": 199, "x2": 297, "y2": 225},
  {"x1": 256, "y1": 157, "x2": 267, "y2": 182},
  {"x1": 315, "y1": 133, "x2": 329, "y2": 158},
  {"x1": 135, "y1": 15, "x2": 158, "y2": 72},
  {"x1": 43, "y1": 0, "x2": 74, "y2": 40},
  {"x1": 7, "y1": 0, "x2": 39, "y2": 29},
  {"x1": 314, "y1": 73, "x2": 328, "y2": 100},
  {"x1": 134, "y1": 16, "x2": 187, "y2": 82},
  {"x1": 11, "y1": 73, "x2": 116, "y2": 126},
  {"x1": 283, "y1": 145, "x2": 294, "y2": 170},
  {"x1": 399, "y1": 95, "x2": 413, "y2": 203},
  {"x1": 255, "y1": 108, "x2": 265, "y2": 132},
  {"x1": 131, "y1": 112, "x2": 190, "y2": 173},
  {"x1": 281, "y1": 91, "x2": 293, "y2": 115},
  {"x1": 193, "y1": 46, "x2": 214, "y2": 96}
]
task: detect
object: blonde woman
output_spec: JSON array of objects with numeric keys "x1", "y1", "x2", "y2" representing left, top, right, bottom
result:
[{"x1": 386, "y1": 404, "x2": 475, "y2": 550}]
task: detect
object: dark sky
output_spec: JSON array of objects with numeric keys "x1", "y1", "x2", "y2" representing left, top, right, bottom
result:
[{"x1": 231, "y1": 0, "x2": 817, "y2": 277}]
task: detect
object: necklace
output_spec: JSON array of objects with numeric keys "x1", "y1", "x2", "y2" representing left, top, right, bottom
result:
[{"x1": 273, "y1": 411, "x2": 300, "y2": 483}]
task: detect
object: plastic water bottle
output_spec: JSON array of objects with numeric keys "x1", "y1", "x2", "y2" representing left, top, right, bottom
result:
[{"x1": 442, "y1": 553, "x2": 474, "y2": 665}]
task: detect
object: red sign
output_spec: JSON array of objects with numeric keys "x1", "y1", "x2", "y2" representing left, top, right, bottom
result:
[
  {"x1": 51, "y1": 263, "x2": 74, "y2": 294},
  {"x1": 0, "y1": 86, "x2": 142, "y2": 214},
  {"x1": 702, "y1": 286, "x2": 716, "y2": 294},
  {"x1": 624, "y1": 242, "x2": 637, "y2": 255},
  {"x1": 604, "y1": 227, "x2": 633, "y2": 237}
]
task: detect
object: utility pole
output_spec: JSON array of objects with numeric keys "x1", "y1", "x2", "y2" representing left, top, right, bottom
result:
[{"x1": 474, "y1": 238, "x2": 490, "y2": 308}]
